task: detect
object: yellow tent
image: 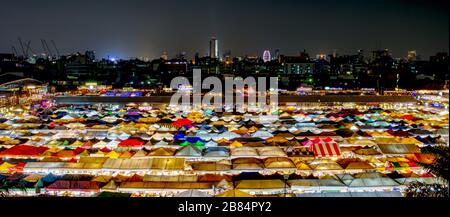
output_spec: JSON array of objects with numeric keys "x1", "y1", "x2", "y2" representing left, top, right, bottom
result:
[
  {"x1": 216, "y1": 138, "x2": 229, "y2": 144},
  {"x1": 23, "y1": 174, "x2": 44, "y2": 182},
  {"x1": 132, "y1": 150, "x2": 148, "y2": 158},
  {"x1": 236, "y1": 179, "x2": 285, "y2": 189},
  {"x1": 248, "y1": 126, "x2": 259, "y2": 133},
  {"x1": 0, "y1": 162, "x2": 15, "y2": 172},
  {"x1": 138, "y1": 117, "x2": 160, "y2": 123},
  {"x1": 119, "y1": 151, "x2": 134, "y2": 158},
  {"x1": 147, "y1": 148, "x2": 175, "y2": 156},
  {"x1": 230, "y1": 140, "x2": 243, "y2": 148},
  {"x1": 102, "y1": 180, "x2": 118, "y2": 191},
  {"x1": 400, "y1": 138, "x2": 422, "y2": 145},
  {"x1": 78, "y1": 150, "x2": 90, "y2": 157},
  {"x1": 187, "y1": 112, "x2": 203, "y2": 121},
  {"x1": 266, "y1": 136, "x2": 288, "y2": 143},
  {"x1": 46, "y1": 147, "x2": 60, "y2": 153},
  {"x1": 70, "y1": 140, "x2": 84, "y2": 147},
  {"x1": 105, "y1": 151, "x2": 121, "y2": 158},
  {"x1": 215, "y1": 189, "x2": 254, "y2": 197},
  {"x1": 91, "y1": 150, "x2": 105, "y2": 156},
  {"x1": 92, "y1": 175, "x2": 112, "y2": 183},
  {"x1": 291, "y1": 158, "x2": 312, "y2": 170},
  {"x1": 134, "y1": 123, "x2": 149, "y2": 129}
]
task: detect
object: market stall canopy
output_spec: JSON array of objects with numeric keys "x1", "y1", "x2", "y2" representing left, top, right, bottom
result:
[
  {"x1": 174, "y1": 189, "x2": 212, "y2": 197},
  {"x1": 175, "y1": 145, "x2": 202, "y2": 157},
  {"x1": 235, "y1": 179, "x2": 285, "y2": 190},
  {"x1": 118, "y1": 182, "x2": 213, "y2": 190},
  {"x1": 215, "y1": 189, "x2": 254, "y2": 197},
  {"x1": 46, "y1": 180, "x2": 99, "y2": 191},
  {"x1": 190, "y1": 160, "x2": 231, "y2": 171},
  {"x1": 147, "y1": 148, "x2": 176, "y2": 156},
  {"x1": 143, "y1": 174, "x2": 197, "y2": 182},
  {"x1": 311, "y1": 143, "x2": 341, "y2": 158},
  {"x1": 232, "y1": 157, "x2": 263, "y2": 170},
  {"x1": 377, "y1": 144, "x2": 421, "y2": 155},
  {"x1": 264, "y1": 157, "x2": 295, "y2": 169},
  {"x1": 102, "y1": 158, "x2": 185, "y2": 170},
  {"x1": 118, "y1": 138, "x2": 145, "y2": 147},
  {"x1": 0, "y1": 145, "x2": 49, "y2": 157}
]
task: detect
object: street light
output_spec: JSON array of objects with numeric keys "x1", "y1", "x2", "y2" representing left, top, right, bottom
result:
[{"x1": 283, "y1": 174, "x2": 290, "y2": 197}]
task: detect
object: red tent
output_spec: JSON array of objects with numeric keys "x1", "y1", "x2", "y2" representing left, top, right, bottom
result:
[
  {"x1": 9, "y1": 162, "x2": 26, "y2": 172},
  {"x1": 322, "y1": 137, "x2": 334, "y2": 143},
  {"x1": 0, "y1": 145, "x2": 48, "y2": 157},
  {"x1": 408, "y1": 153, "x2": 435, "y2": 164},
  {"x1": 100, "y1": 147, "x2": 112, "y2": 153},
  {"x1": 311, "y1": 137, "x2": 322, "y2": 144},
  {"x1": 172, "y1": 118, "x2": 193, "y2": 127},
  {"x1": 73, "y1": 147, "x2": 85, "y2": 155},
  {"x1": 310, "y1": 143, "x2": 341, "y2": 158},
  {"x1": 118, "y1": 139, "x2": 145, "y2": 147},
  {"x1": 420, "y1": 173, "x2": 434, "y2": 178},
  {"x1": 46, "y1": 180, "x2": 99, "y2": 191},
  {"x1": 48, "y1": 122, "x2": 56, "y2": 129},
  {"x1": 127, "y1": 174, "x2": 143, "y2": 182},
  {"x1": 401, "y1": 115, "x2": 415, "y2": 120},
  {"x1": 82, "y1": 141, "x2": 94, "y2": 148},
  {"x1": 68, "y1": 158, "x2": 78, "y2": 163}
]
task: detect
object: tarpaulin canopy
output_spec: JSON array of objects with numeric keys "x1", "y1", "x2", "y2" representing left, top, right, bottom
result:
[
  {"x1": 174, "y1": 189, "x2": 212, "y2": 197},
  {"x1": 215, "y1": 189, "x2": 254, "y2": 197},
  {"x1": 147, "y1": 148, "x2": 176, "y2": 156},
  {"x1": 377, "y1": 144, "x2": 421, "y2": 155},
  {"x1": 172, "y1": 118, "x2": 193, "y2": 128},
  {"x1": 0, "y1": 145, "x2": 49, "y2": 157},
  {"x1": 118, "y1": 138, "x2": 145, "y2": 147},
  {"x1": 175, "y1": 145, "x2": 202, "y2": 157},
  {"x1": 311, "y1": 143, "x2": 341, "y2": 158},
  {"x1": 46, "y1": 180, "x2": 99, "y2": 191},
  {"x1": 235, "y1": 179, "x2": 285, "y2": 189}
]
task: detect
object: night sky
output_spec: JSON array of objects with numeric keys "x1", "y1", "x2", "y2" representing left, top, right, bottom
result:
[{"x1": 0, "y1": 0, "x2": 448, "y2": 59}]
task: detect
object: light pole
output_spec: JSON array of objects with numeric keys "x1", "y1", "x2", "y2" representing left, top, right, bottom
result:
[{"x1": 283, "y1": 174, "x2": 290, "y2": 197}]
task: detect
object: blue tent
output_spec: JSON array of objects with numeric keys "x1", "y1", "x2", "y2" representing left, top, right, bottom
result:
[
  {"x1": 174, "y1": 133, "x2": 185, "y2": 140},
  {"x1": 41, "y1": 173, "x2": 60, "y2": 183},
  {"x1": 185, "y1": 137, "x2": 205, "y2": 143}
]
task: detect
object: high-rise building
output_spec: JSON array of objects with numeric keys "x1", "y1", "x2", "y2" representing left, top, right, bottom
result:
[
  {"x1": 371, "y1": 49, "x2": 390, "y2": 61},
  {"x1": 160, "y1": 52, "x2": 168, "y2": 61},
  {"x1": 209, "y1": 37, "x2": 218, "y2": 58},
  {"x1": 407, "y1": 50, "x2": 417, "y2": 62},
  {"x1": 85, "y1": 50, "x2": 95, "y2": 62},
  {"x1": 274, "y1": 49, "x2": 280, "y2": 60},
  {"x1": 263, "y1": 50, "x2": 271, "y2": 62}
]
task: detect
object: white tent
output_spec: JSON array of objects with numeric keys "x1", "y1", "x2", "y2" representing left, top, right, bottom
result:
[{"x1": 174, "y1": 189, "x2": 212, "y2": 197}]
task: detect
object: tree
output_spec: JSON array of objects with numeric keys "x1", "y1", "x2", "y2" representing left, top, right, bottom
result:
[
  {"x1": 0, "y1": 179, "x2": 27, "y2": 197},
  {"x1": 405, "y1": 145, "x2": 449, "y2": 197}
]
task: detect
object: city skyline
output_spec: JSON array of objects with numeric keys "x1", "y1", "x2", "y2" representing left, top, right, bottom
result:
[{"x1": 0, "y1": 0, "x2": 448, "y2": 59}]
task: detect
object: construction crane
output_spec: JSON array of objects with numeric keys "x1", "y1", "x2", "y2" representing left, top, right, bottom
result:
[
  {"x1": 51, "y1": 40, "x2": 61, "y2": 57},
  {"x1": 18, "y1": 37, "x2": 26, "y2": 57},
  {"x1": 41, "y1": 39, "x2": 48, "y2": 57},
  {"x1": 24, "y1": 40, "x2": 37, "y2": 56},
  {"x1": 43, "y1": 39, "x2": 53, "y2": 58},
  {"x1": 12, "y1": 46, "x2": 19, "y2": 56}
]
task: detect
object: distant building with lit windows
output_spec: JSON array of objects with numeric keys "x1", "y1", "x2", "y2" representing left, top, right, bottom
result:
[{"x1": 263, "y1": 50, "x2": 271, "y2": 62}]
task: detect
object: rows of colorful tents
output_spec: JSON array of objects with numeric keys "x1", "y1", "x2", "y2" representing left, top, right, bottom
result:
[{"x1": 0, "y1": 101, "x2": 448, "y2": 197}]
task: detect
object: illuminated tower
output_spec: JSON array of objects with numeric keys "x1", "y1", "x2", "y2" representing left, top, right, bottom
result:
[
  {"x1": 263, "y1": 50, "x2": 271, "y2": 62},
  {"x1": 209, "y1": 37, "x2": 218, "y2": 58}
]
